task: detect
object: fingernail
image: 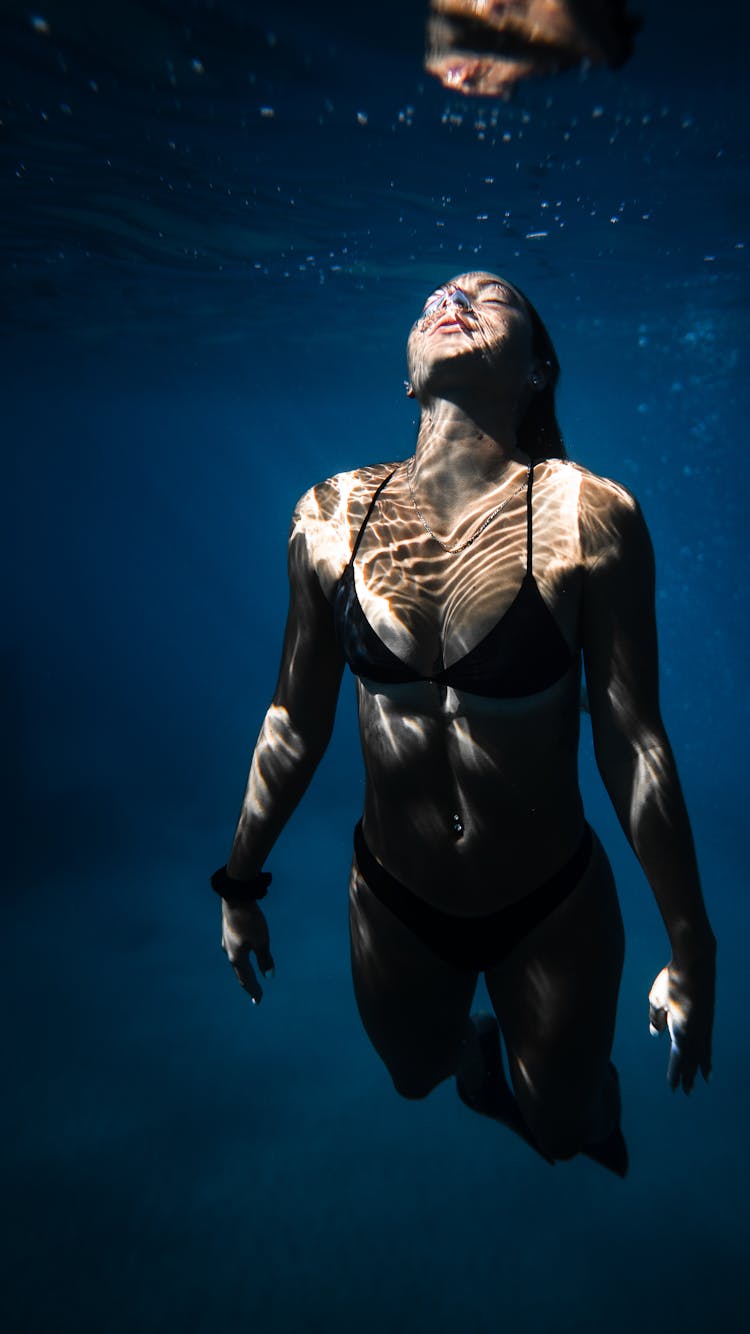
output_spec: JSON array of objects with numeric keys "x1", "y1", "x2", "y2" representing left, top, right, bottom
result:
[
  {"x1": 649, "y1": 1024, "x2": 658, "y2": 1036},
  {"x1": 268, "y1": 967, "x2": 275, "y2": 979}
]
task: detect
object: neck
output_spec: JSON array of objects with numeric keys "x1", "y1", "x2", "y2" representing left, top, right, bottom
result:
[{"x1": 410, "y1": 392, "x2": 529, "y2": 506}]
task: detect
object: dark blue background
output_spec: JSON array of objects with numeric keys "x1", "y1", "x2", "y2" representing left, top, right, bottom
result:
[{"x1": 3, "y1": 3, "x2": 748, "y2": 1330}]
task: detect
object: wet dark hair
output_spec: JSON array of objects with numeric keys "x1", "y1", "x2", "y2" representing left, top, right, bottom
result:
[{"x1": 515, "y1": 288, "x2": 566, "y2": 462}]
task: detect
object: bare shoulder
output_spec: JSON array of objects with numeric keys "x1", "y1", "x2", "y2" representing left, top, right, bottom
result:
[
  {"x1": 560, "y1": 458, "x2": 639, "y2": 513},
  {"x1": 290, "y1": 461, "x2": 402, "y2": 595},
  {"x1": 293, "y1": 462, "x2": 399, "y2": 530},
  {"x1": 562, "y1": 460, "x2": 648, "y2": 571}
]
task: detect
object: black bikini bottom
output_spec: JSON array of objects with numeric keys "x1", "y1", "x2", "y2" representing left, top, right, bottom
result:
[{"x1": 353, "y1": 820, "x2": 593, "y2": 973}]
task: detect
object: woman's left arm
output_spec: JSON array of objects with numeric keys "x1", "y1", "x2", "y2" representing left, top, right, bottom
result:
[{"x1": 581, "y1": 484, "x2": 716, "y2": 1093}]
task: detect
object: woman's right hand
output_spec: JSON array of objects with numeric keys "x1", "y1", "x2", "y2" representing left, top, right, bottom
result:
[{"x1": 221, "y1": 901, "x2": 275, "y2": 1004}]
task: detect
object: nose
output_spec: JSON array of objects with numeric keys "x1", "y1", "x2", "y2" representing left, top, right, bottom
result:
[
  {"x1": 442, "y1": 286, "x2": 472, "y2": 310},
  {"x1": 419, "y1": 283, "x2": 474, "y2": 327}
]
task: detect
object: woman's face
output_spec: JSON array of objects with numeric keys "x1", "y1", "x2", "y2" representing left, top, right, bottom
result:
[{"x1": 406, "y1": 271, "x2": 536, "y2": 402}]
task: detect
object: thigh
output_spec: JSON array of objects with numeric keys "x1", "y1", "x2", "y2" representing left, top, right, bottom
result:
[
  {"x1": 349, "y1": 858, "x2": 478, "y2": 1098},
  {"x1": 485, "y1": 831, "x2": 625, "y2": 1152}
]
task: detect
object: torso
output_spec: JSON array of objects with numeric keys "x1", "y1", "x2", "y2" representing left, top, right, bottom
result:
[{"x1": 299, "y1": 457, "x2": 598, "y2": 915}]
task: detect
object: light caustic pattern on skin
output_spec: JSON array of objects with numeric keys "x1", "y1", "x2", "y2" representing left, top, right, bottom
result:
[
  {"x1": 405, "y1": 272, "x2": 535, "y2": 404},
  {"x1": 628, "y1": 738, "x2": 673, "y2": 829},
  {"x1": 296, "y1": 444, "x2": 677, "y2": 915},
  {"x1": 296, "y1": 435, "x2": 587, "y2": 681},
  {"x1": 340, "y1": 459, "x2": 583, "y2": 677},
  {"x1": 294, "y1": 457, "x2": 597, "y2": 911},
  {"x1": 576, "y1": 472, "x2": 677, "y2": 834},
  {"x1": 247, "y1": 704, "x2": 307, "y2": 812},
  {"x1": 425, "y1": 0, "x2": 640, "y2": 98}
]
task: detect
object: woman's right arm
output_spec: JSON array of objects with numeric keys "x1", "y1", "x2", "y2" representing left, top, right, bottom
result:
[
  {"x1": 227, "y1": 500, "x2": 345, "y2": 879},
  {"x1": 219, "y1": 490, "x2": 346, "y2": 1000}
]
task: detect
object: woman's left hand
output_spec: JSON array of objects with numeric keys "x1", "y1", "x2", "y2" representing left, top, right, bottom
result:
[{"x1": 648, "y1": 953, "x2": 715, "y2": 1093}]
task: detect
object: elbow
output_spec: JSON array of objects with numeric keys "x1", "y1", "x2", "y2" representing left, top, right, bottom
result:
[
  {"x1": 593, "y1": 730, "x2": 669, "y2": 788},
  {"x1": 594, "y1": 732, "x2": 676, "y2": 840},
  {"x1": 272, "y1": 659, "x2": 343, "y2": 761},
  {"x1": 590, "y1": 699, "x2": 669, "y2": 774},
  {"x1": 250, "y1": 704, "x2": 332, "y2": 814},
  {"x1": 268, "y1": 699, "x2": 335, "y2": 768}
]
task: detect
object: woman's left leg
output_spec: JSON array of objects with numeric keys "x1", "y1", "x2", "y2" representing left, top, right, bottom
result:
[{"x1": 484, "y1": 830, "x2": 626, "y2": 1162}]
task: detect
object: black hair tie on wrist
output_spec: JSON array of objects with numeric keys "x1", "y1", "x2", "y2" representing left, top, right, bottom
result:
[{"x1": 210, "y1": 865, "x2": 272, "y2": 905}]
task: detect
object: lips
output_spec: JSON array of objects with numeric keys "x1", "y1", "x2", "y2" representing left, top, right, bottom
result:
[{"x1": 430, "y1": 314, "x2": 471, "y2": 335}]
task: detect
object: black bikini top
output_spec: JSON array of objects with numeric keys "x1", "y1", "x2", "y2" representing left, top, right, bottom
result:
[{"x1": 333, "y1": 463, "x2": 575, "y2": 699}]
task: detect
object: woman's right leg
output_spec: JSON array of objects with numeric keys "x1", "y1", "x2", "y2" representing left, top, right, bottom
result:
[{"x1": 349, "y1": 858, "x2": 478, "y2": 1099}]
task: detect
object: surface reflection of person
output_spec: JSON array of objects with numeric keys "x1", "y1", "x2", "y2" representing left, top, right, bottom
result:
[
  {"x1": 211, "y1": 272, "x2": 716, "y2": 1176},
  {"x1": 425, "y1": 0, "x2": 639, "y2": 98}
]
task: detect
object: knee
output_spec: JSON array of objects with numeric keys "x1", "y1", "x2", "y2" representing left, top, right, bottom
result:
[
  {"x1": 523, "y1": 1099, "x2": 604, "y2": 1161},
  {"x1": 391, "y1": 1069, "x2": 444, "y2": 1101},
  {"x1": 531, "y1": 1122, "x2": 585, "y2": 1162},
  {"x1": 512, "y1": 1055, "x2": 620, "y2": 1161}
]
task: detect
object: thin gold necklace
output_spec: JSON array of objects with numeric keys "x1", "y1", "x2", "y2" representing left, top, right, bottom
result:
[{"x1": 404, "y1": 459, "x2": 530, "y2": 556}]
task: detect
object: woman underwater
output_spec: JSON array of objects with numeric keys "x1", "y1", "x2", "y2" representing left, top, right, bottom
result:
[{"x1": 211, "y1": 272, "x2": 716, "y2": 1175}]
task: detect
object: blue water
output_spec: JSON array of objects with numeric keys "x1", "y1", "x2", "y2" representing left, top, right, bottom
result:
[{"x1": 3, "y1": 2, "x2": 749, "y2": 1330}]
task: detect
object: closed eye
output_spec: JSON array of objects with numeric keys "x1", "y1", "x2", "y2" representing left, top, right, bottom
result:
[{"x1": 481, "y1": 283, "x2": 515, "y2": 304}]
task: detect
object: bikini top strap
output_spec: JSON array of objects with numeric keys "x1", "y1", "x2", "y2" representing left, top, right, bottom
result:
[
  {"x1": 526, "y1": 461, "x2": 535, "y2": 576},
  {"x1": 350, "y1": 469, "x2": 398, "y2": 563}
]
